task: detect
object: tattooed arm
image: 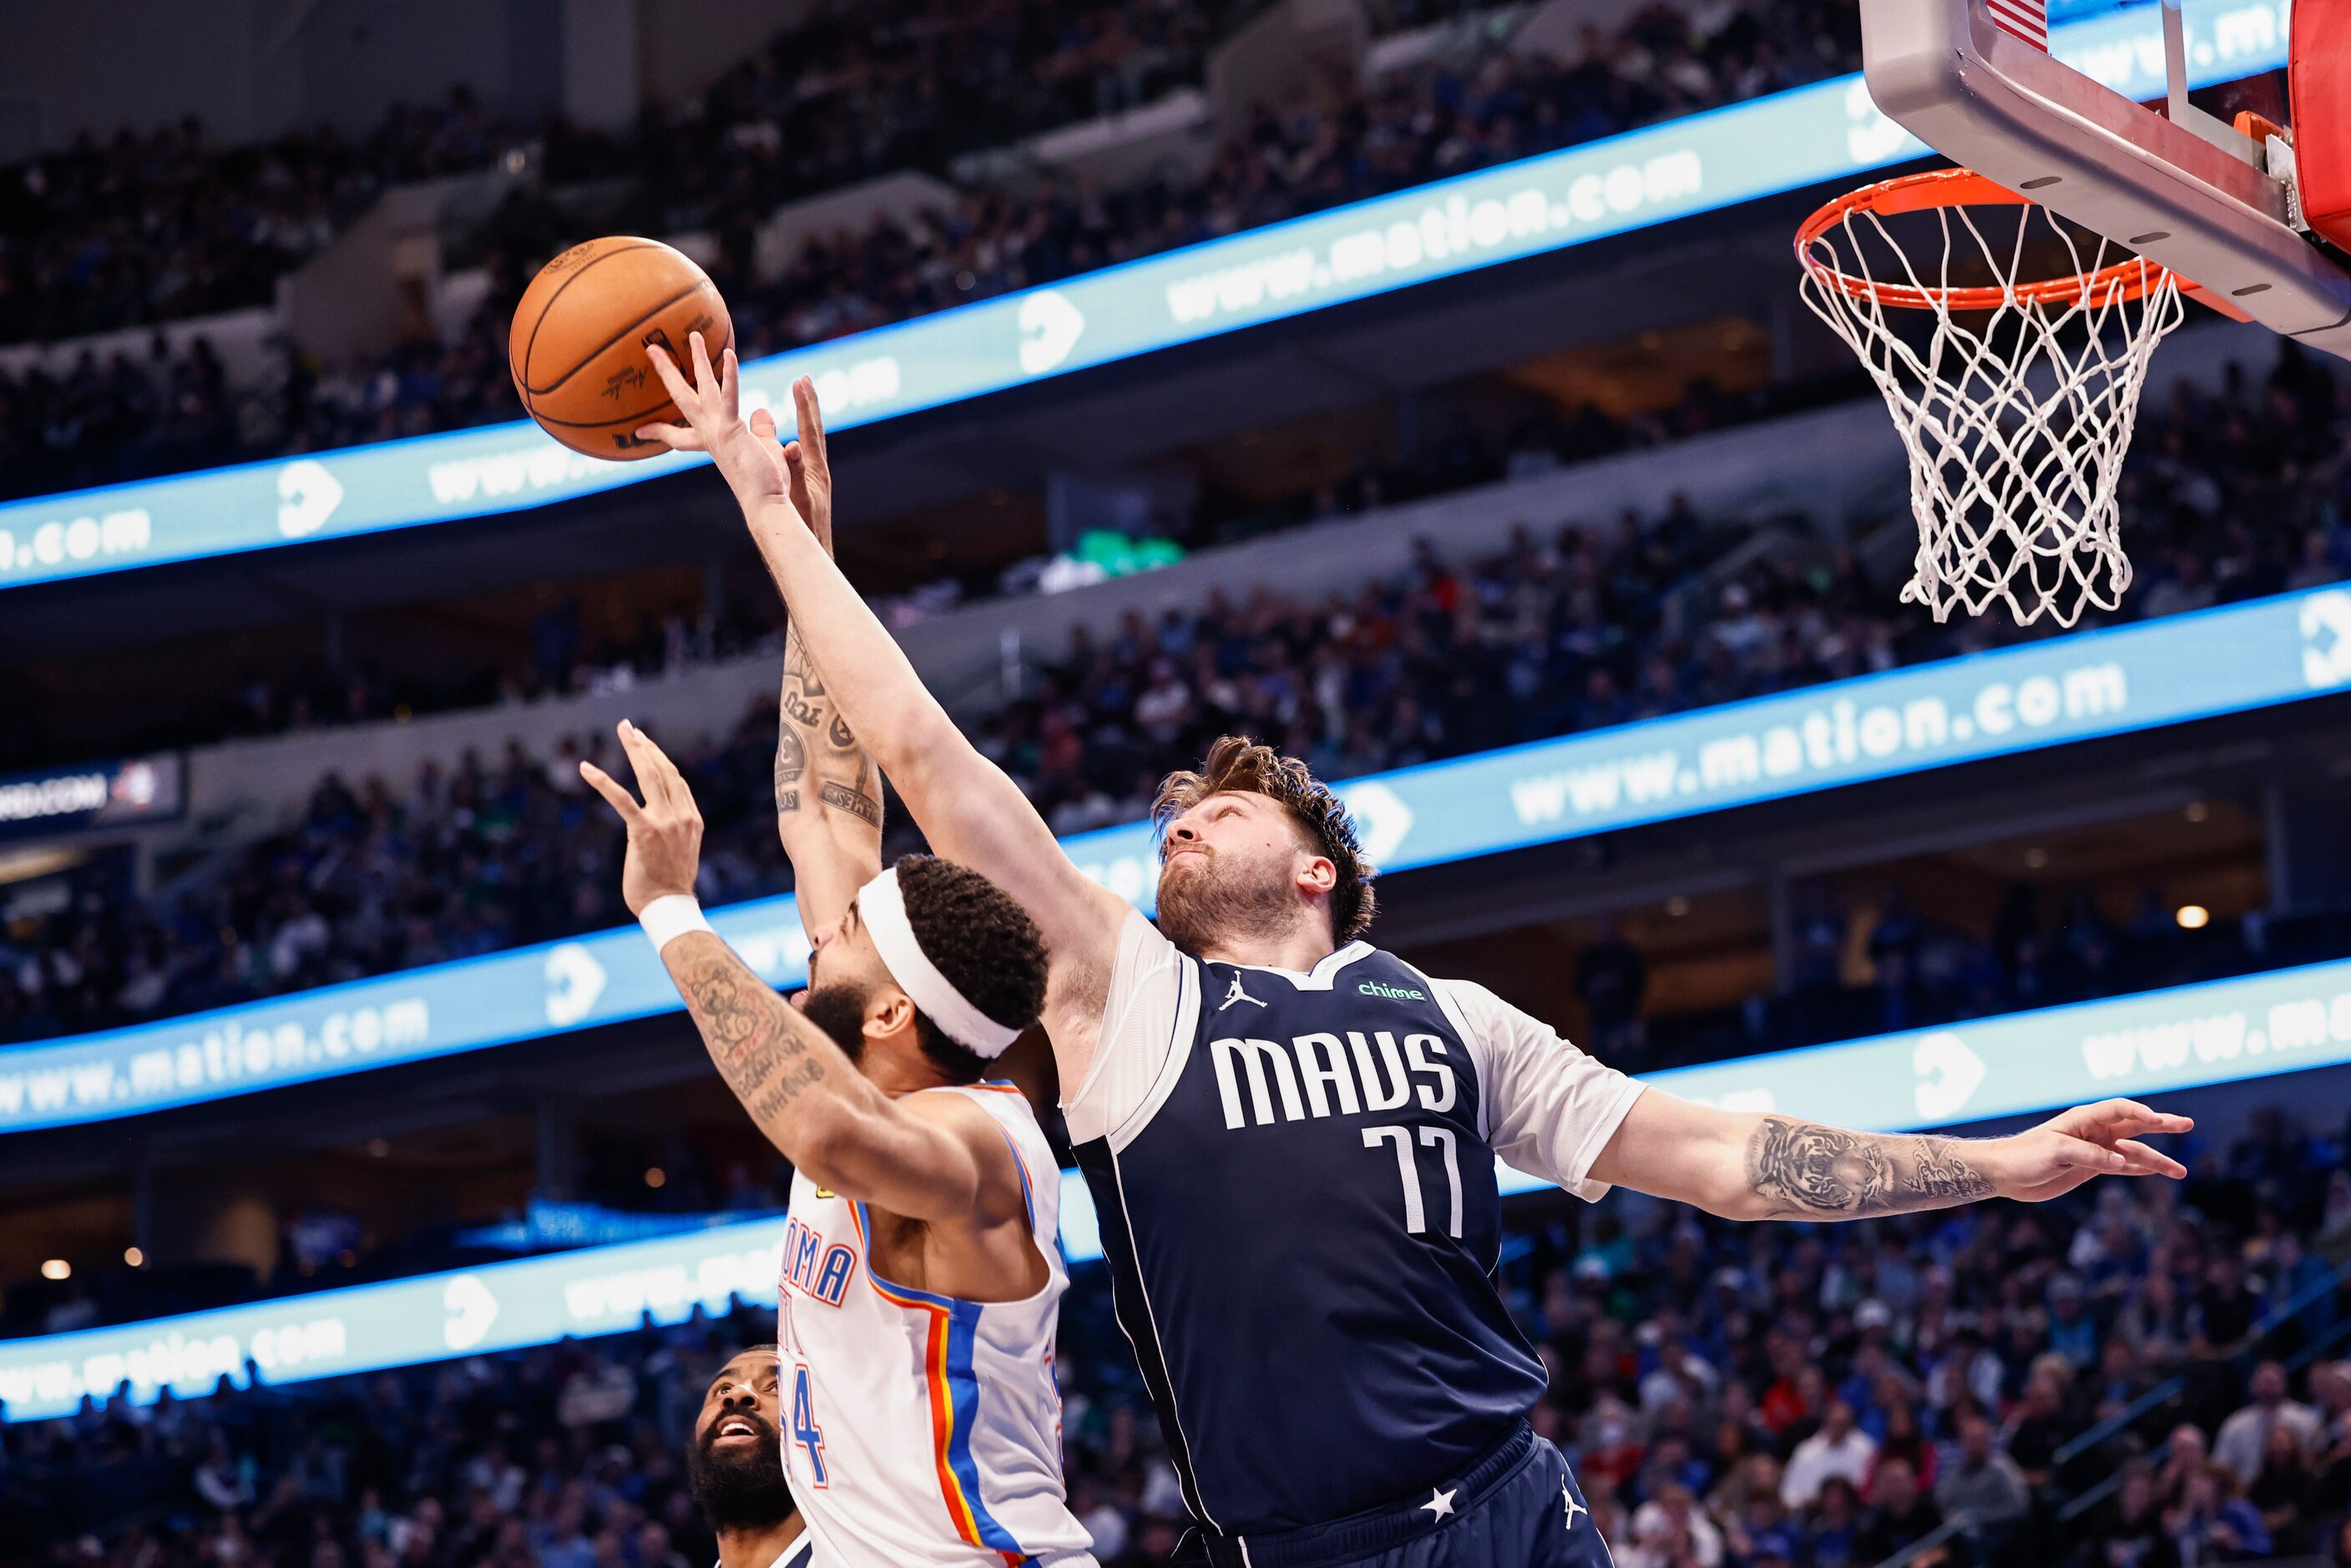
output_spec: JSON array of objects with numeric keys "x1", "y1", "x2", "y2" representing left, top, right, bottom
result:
[
  {"x1": 1589, "y1": 1088, "x2": 2192, "y2": 1222},
  {"x1": 767, "y1": 373, "x2": 882, "y2": 936},
  {"x1": 581, "y1": 719, "x2": 1017, "y2": 1223},
  {"x1": 775, "y1": 620, "x2": 882, "y2": 933},
  {"x1": 636, "y1": 351, "x2": 1127, "y2": 1090},
  {"x1": 660, "y1": 928, "x2": 1016, "y2": 1222}
]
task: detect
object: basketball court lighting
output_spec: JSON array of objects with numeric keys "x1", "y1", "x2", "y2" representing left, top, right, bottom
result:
[{"x1": 2176, "y1": 904, "x2": 2212, "y2": 929}]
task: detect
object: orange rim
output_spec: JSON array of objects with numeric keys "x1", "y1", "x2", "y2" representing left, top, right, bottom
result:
[{"x1": 1795, "y1": 168, "x2": 2174, "y2": 311}]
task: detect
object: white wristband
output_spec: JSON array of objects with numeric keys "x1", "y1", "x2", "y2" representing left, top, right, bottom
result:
[{"x1": 640, "y1": 894, "x2": 713, "y2": 952}]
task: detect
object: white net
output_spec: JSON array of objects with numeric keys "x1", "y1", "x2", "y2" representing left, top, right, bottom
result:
[{"x1": 1797, "y1": 185, "x2": 2186, "y2": 628}]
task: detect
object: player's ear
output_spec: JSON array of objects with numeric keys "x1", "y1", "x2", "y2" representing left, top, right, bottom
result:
[
  {"x1": 1296, "y1": 854, "x2": 1337, "y2": 898},
  {"x1": 870, "y1": 988, "x2": 918, "y2": 1043}
]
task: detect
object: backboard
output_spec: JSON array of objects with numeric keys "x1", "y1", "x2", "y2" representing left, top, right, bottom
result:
[{"x1": 1860, "y1": 0, "x2": 2351, "y2": 358}]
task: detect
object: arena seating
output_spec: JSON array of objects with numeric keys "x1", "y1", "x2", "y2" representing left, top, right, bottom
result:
[
  {"x1": 9, "y1": 1115, "x2": 2350, "y2": 1567},
  {"x1": 2, "y1": 345, "x2": 2343, "y2": 1052},
  {"x1": 0, "y1": 0, "x2": 1864, "y2": 502}
]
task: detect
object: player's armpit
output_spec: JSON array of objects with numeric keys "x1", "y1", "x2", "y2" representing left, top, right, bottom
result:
[
  {"x1": 805, "y1": 1088, "x2": 1026, "y2": 1229},
  {"x1": 892, "y1": 1091, "x2": 1033, "y2": 1225}
]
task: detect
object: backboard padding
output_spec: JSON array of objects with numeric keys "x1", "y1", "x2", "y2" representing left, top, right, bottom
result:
[{"x1": 2293, "y1": 0, "x2": 2351, "y2": 251}]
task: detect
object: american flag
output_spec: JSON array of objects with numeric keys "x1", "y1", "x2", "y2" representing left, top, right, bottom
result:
[{"x1": 1985, "y1": 0, "x2": 2050, "y2": 49}]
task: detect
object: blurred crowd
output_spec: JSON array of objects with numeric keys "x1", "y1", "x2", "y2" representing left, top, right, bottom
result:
[
  {"x1": 15, "y1": 1112, "x2": 2351, "y2": 1568},
  {"x1": 980, "y1": 348, "x2": 2351, "y2": 839},
  {"x1": 0, "y1": 94, "x2": 525, "y2": 345},
  {"x1": 3, "y1": 346, "x2": 2346, "y2": 1053},
  {"x1": 0, "y1": 0, "x2": 1863, "y2": 499}
]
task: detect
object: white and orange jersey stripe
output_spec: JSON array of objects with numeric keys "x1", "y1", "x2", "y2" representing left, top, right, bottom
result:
[{"x1": 778, "y1": 1082, "x2": 1095, "y2": 1568}]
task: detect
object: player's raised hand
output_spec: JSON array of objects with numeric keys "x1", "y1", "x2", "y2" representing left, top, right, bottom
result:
[
  {"x1": 781, "y1": 374, "x2": 834, "y2": 556},
  {"x1": 579, "y1": 719, "x2": 705, "y2": 917},
  {"x1": 635, "y1": 332, "x2": 793, "y2": 518},
  {"x1": 1990, "y1": 1098, "x2": 2192, "y2": 1202}
]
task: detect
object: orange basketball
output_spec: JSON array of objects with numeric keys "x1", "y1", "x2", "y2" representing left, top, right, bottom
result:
[{"x1": 508, "y1": 237, "x2": 732, "y2": 461}]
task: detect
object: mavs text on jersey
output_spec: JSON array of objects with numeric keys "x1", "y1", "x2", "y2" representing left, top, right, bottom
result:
[{"x1": 1069, "y1": 913, "x2": 1642, "y2": 1566}]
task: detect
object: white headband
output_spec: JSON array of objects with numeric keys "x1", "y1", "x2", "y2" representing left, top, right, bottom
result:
[{"x1": 857, "y1": 865, "x2": 1024, "y2": 1058}]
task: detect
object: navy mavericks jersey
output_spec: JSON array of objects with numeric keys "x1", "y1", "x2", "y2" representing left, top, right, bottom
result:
[{"x1": 1068, "y1": 918, "x2": 1641, "y2": 1541}]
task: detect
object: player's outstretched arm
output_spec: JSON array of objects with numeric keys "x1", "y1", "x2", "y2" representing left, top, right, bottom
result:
[
  {"x1": 772, "y1": 615, "x2": 883, "y2": 937},
  {"x1": 765, "y1": 392, "x2": 882, "y2": 935},
  {"x1": 580, "y1": 720, "x2": 1017, "y2": 1226},
  {"x1": 1589, "y1": 1090, "x2": 2192, "y2": 1222},
  {"x1": 637, "y1": 341, "x2": 1127, "y2": 1070}
]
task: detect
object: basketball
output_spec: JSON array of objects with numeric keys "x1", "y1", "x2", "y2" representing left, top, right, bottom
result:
[{"x1": 508, "y1": 236, "x2": 731, "y2": 461}]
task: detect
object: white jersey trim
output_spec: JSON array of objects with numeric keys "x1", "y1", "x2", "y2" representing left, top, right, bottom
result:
[
  {"x1": 1064, "y1": 911, "x2": 1186, "y2": 1147},
  {"x1": 1224, "y1": 940, "x2": 1374, "y2": 991},
  {"x1": 1108, "y1": 954, "x2": 1200, "y2": 1156}
]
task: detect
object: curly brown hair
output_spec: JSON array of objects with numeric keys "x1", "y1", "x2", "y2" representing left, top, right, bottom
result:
[
  {"x1": 1150, "y1": 735, "x2": 1378, "y2": 943},
  {"x1": 895, "y1": 853, "x2": 1049, "y2": 1081}
]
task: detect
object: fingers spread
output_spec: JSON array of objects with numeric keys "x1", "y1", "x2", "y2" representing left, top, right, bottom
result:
[
  {"x1": 645, "y1": 344, "x2": 693, "y2": 407},
  {"x1": 645, "y1": 726, "x2": 694, "y2": 804},
  {"x1": 578, "y1": 761, "x2": 643, "y2": 823},
  {"x1": 2052, "y1": 1134, "x2": 2128, "y2": 1172},
  {"x1": 616, "y1": 720, "x2": 674, "y2": 811},
  {"x1": 635, "y1": 422, "x2": 705, "y2": 450},
  {"x1": 2112, "y1": 1138, "x2": 2187, "y2": 1178},
  {"x1": 720, "y1": 346, "x2": 740, "y2": 410},
  {"x1": 793, "y1": 375, "x2": 829, "y2": 466},
  {"x1": 2096, "y1": 1099, "x2": 2193, "y2": 1135},
  {"x1": 690, "y1": 331, "x2": 717, "y2": 400}
]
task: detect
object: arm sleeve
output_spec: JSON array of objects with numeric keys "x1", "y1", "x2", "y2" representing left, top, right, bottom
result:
[
  {"x1": 1438, "y1": 978, "x2": 1644, "y2": 1201},
  {"x1": 1061, "y1": 909, "x2": 1191, "y2": 1146}
]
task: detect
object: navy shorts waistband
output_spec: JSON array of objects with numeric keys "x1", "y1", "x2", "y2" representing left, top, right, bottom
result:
[{"x1": 1190, "y1": 1421, "x2": 1539, "y2": 1568}]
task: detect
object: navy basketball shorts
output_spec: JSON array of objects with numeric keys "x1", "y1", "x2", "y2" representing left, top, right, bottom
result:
[{"x1": 1178, "y1": 1424, "x2": 1615, "y2": 1568}]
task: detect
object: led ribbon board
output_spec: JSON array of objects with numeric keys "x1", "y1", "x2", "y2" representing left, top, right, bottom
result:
[
  {"x1": 0, "y1": 0, "x2": 2290, "y2": 589},
  {"x1": 8, "y1": 944, "x2": 2350, "y2": 1421},
  {"x1": 2, "y1": 583, "x2": 2347, "y2": 1135}
]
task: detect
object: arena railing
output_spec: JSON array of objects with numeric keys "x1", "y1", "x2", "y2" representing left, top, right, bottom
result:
[
  {"x1": 1875, "y1": 1512, "x2": 1975, "y2": 1568},
  {"x1": 2052, "y1": 1252, "x2": 2351, "y2": 1525}
]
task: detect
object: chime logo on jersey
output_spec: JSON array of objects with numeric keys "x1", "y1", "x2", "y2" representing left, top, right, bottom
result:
[
  {"x1": 1209, "y1": 1029, "x2": 1459, "y2": 1130},
  {"x1": 781, "y1": 1215, "x2": 857, "y2": 1305}
]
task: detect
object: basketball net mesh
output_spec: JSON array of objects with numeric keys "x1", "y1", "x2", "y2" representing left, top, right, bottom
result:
[{"x1": 1798, "y1": 197, "x2": 2185, "y2": 628}]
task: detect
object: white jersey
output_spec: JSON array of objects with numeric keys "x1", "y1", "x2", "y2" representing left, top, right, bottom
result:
[{"x1": 778, "y1": 1080, "x2": 1095, "y2": 1568}]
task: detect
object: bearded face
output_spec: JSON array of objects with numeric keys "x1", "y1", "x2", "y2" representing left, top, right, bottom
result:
[
  {"x1": 688, "y1": 1357, "x2": 798, "y2": 1534},
  {"x1": 1155, "y1": 837, "x2": 1299, "y2": 956},
  {"x1": 797, "y1": 980, "x2": 873, "y2": 1065}
]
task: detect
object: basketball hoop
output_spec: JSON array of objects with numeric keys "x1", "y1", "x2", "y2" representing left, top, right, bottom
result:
[{"x1": 1796, "y1": 168, "x2": 2186, "y2": 628}]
